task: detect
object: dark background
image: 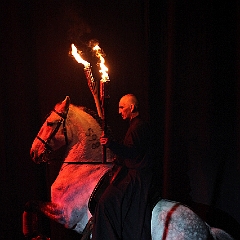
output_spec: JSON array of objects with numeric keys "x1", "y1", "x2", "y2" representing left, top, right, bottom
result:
[{"x1": 1, "y1": 0, "x2": 240, "y2": 239}]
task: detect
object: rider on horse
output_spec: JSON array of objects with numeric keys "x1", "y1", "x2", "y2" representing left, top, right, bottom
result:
[{"x1": 92, "y1": 94, "x2": 159, "y2": 240}]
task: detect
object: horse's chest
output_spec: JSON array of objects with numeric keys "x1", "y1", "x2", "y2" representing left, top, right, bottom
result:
[{"x1": 51, "y1": 164, "x2": 112, "y2": 204}]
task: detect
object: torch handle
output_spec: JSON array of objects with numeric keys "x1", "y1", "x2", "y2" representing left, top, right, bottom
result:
[
  {"x1": 102, "y1": 144, "x2": 107, "y2": 164},
  {"x1": 101, "y1": 96, "x2": 107, "y2": 164},
  {"x1": 93, "y1": 94, "x2": 103, "y2": 120},
  {"x1": 100, "y1": 80, "x2": 110, "y2": 164},
  {"x1": 84, "y1": 67, "x2": 103, "y2": 119}
]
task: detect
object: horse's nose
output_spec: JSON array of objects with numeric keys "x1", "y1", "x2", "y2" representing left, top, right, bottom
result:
[
  {"x1": 30, "y1": 150, "x2": 41, "y2": 164},
  {"x1": 30, "y1": 149, "x2": 35, "y2": 159}
]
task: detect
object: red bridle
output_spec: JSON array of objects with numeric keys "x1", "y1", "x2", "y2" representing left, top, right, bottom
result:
[{"x1": 36, "y1": 108, "x2": 69, "y2": 163}]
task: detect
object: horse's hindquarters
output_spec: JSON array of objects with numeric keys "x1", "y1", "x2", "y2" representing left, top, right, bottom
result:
[{"x1": 151, "y1": 199, "x2": 210, "y2": 240}]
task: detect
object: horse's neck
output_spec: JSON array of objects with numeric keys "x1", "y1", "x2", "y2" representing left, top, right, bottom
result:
[
  {"x1": 64, "y1": 107, "x2": 103, "y2": 163},
  {"x1": 64, "y1": 142, "x2": 103, "y2": 162}
]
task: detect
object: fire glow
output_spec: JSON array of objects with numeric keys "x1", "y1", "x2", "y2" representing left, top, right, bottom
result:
[
  {"x1": 71, "y1": 44, "x2": 90, "y2": 68},
  {"x1": 71, "y1": 43, "x2": 103, "y2": 119},
  {"x1": 92, "y1": 44, "x2": 109, "y2": 82}
]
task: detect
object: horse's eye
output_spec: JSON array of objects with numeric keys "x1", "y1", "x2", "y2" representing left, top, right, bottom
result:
[{"x1": 47, "y1": 121, "x2": 54, "y2": 126}]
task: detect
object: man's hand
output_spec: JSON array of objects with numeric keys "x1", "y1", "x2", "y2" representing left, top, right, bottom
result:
[{"x1": 100, "y1": 136, "x2": 109, "y2": 146}]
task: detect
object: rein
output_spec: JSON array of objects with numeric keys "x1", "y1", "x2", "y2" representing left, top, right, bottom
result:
[
  {"x1": 62, "y1": 162, "x2": 113, "y2": 164},
  {"x1": 36, "y1": 108, "x2": 69, "y2": 159}
]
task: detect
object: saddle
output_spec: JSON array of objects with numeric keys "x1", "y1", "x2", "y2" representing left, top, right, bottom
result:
[
  {"x1": 82, "y1": 165, "x2": 161, "y2": 240},
  {"x1": 88, "y1": 164, "x2": 161, "y2": 215},
  {"x1": 81, "y1": 166, "x2": 123, "y2": 240},
  {"x1": 88, "y1": 164, "x2": 125, "y2": 215}
]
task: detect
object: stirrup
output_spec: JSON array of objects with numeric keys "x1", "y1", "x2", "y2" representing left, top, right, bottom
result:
[{"x1": 81, "y1": 217, "x2": 94, "y2": 240}]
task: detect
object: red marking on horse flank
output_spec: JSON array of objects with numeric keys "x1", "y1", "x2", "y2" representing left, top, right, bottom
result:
[{"x1": 162, "y1": 202, "x2": 181, "y2": 240}]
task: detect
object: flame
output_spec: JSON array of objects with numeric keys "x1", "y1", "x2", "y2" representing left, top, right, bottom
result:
[
  {"x1": 92, "y1": 44, "x2": 109, "y2": 82},
  {"x1": 71, "y1": 44, "x2": 90, "y2": 68}
]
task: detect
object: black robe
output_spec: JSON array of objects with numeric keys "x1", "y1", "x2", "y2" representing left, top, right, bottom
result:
[{"x1": 91, "y1": 116, "x2": 156, "y2": 240}]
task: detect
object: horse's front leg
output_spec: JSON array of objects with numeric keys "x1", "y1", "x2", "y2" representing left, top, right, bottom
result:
[
  {"x1": 38, "y1": 201, "x2": 67, "y2": 226},
  {"x1": 24, "y1": 201, "x2": 67, "y2": 228},
  {"x1": 23, "y1": 200, "x2": 66, "y2": 239},
  {"x1": 24, "y1": 200, "x2": 67, "y2": 226}
]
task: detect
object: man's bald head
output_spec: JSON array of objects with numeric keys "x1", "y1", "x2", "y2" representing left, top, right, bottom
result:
[
  {"x1": 119, "y1": 94, "x2": 139, "y2": 120},
  {"x1": 120, "y1": 94, "x2": 139, "y2": 109}
]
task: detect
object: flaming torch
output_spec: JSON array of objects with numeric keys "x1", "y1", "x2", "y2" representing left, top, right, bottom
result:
[
  {"x1": 91, "y1": 43, "x2": 110, "y2": 164},
  {"x1": 71, "y1": 44, "x2": 103, "y2": 119}
]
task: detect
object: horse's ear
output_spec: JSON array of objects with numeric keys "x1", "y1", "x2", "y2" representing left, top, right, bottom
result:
[
  {"x1": 64, "y1": 96, "x2": 70, "y2": 106},
  {"x1": 62, "y1": 96, "x2": 70, "y2": 112},
  {"x1": 55, "y1": 96, "x2": 70, "y2": 114}
]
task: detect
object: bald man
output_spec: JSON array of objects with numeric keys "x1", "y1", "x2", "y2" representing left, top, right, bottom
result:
[{"x1": 92, "y1": 94, "x2": 156, "y2": 240}]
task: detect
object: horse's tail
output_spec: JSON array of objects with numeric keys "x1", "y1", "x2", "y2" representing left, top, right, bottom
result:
[{"x1": 209, "y1": 226, "x2": 235, "y2": 240}]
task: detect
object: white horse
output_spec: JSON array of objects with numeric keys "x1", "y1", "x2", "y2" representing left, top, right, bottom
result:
[{"x1": 27, "y1": 96, "x2": 234, "y2": 240}]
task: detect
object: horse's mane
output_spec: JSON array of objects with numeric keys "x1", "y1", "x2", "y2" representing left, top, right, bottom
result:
[
  {"x1": 54, "y1": 100, "x2": 102, "y2": 128},
  {"x1": 82, "y1": 107, "x2": 103, "y2": 130},
  {"x1": 69, "y1": 104, "x2": 113, "y2": 137}
]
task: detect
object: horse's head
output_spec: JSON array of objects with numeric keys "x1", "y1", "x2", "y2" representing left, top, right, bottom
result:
[
  {"x1": 30, "y1": 96, "x2": 71, "y2": 163},
  {"x1": 30, "y1": 96, "x2": 113, "y2": 164}
]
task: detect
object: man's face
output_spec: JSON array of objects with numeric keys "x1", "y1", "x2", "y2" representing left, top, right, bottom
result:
[{"x1": 119, "y1": 98, "x2": 132, "y2": 120}]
